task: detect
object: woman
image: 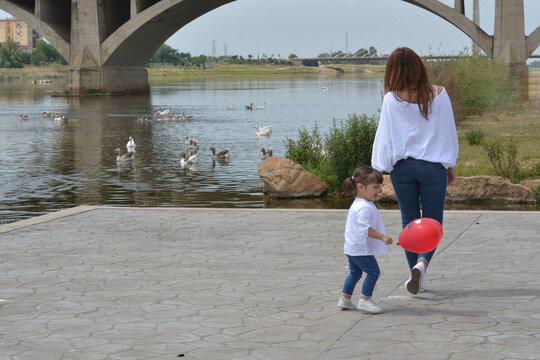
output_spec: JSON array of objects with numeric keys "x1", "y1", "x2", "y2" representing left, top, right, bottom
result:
[{"x1": 371, "y1": 47, "x2": 458, "y2": 295}]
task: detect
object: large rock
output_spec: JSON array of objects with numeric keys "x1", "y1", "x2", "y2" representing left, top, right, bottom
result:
[
  {"x1": 258, "y1": 157, "x2": 328, "y2": 198},
  {"x1": 379, "y1": 175, "x2": 536, "y2": 203}
]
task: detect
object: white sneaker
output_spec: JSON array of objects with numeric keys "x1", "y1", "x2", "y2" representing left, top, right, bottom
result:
[
  {"x1": 357, "y1": 298, "x2": 382, "y2": 313},
  {"x1": 419, "y1": 270, "x2": 425, "y2": 293},
  {"x1": 406, "y1": 263, "x2": 425, "y2": 295},
  {"x1": 337, "y1": 296, "x2": 356, "y2": 310}
]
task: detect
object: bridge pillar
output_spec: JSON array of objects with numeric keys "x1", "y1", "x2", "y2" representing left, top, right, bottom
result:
[
  {"x1": 66, "y1": 0, "x2": 149, "y2": 95},
  {"x1": 493, "y1": 0, "x2": 527, "y2": 77}
]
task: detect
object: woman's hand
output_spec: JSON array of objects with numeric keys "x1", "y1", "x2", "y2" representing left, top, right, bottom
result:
[{"x1": 447, "y1": 168, "x2": 456, "y2": 186}]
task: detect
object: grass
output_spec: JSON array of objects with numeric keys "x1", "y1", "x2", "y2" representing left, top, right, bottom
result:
[
  {"x1": 455, "y1": 99, "x2": 540, "y2": 179},
  {"x1": 0, "y1": 64, "x2": 67, "y2": 80},
  {"x1": 147, "y1": 63, "x2": 385, "y2": 80}
]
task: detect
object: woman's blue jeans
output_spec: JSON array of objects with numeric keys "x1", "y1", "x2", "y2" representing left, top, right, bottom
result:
[
  {"x1": 390, "y1": 158, "x2": 447, "y2": 270},
  {"x1": 342, "y1": 255, "x2": 380, "y2": 298}
]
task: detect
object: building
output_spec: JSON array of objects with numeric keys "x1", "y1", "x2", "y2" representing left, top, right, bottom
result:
[{"x1": 0, "y1": 17, "x2": 41, "y2": 53}]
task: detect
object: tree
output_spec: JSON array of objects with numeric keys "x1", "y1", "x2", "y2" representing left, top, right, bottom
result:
[
  {"x1": 151, "y1": 44, "x2": 178, "y2": 63},
  {"x1": 0, "y1": 40, "x2": 24, "y2": 68},
  {"x1": 288, "y1": 53, "x2": 298, "y2": 59},
  {"x1": 30, "y1": 40, "x2": 67, "y2": 65},
  {"x1": 368, "y1": 46, "x2": 377, "y2": 56}
]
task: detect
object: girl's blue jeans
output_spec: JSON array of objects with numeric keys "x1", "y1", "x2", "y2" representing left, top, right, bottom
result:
[
  {"x1": 342, "y1": 255, "x2": 380, "y2": 298},
  {"x1": 390, "y1": 158, "x2": 447, "y2": 270}
]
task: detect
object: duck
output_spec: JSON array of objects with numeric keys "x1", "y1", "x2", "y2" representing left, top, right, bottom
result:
[
  {"x1": 19, "y1": 114, "x2": 29, "y2": 121},
  {"x1": 245, "y1": 103, "x2": 254, "y2": 110},
  {"x1": 256, "y1": 102, "x2": 266, "y2": 110},
  {"x1": 255, "y1": 121, "x2": 272, "y2": 137},
  {"x1": 126, "y1": 136, "x2": 136, "y2": 153},
  {"x1": 114, "y1": 148, "x2": 135, "y2": 162},
  {"x1": 209, "y1": 146, "x2": 230, "y2": 160},
  {"x1": 179, "y1": 152, "x2": 198, "y2": 166},
  {"x1": 260, "y1": 147, "x2": 273, "y2": 160}
]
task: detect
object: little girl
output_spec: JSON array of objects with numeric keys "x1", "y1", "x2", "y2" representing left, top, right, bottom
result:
[{"x1": 338, "y1": 166, "x2": 393, "y2": 313}]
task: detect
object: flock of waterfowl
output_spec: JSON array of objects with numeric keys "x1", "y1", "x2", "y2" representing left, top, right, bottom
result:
[{"x1": 115, "y1": 103, "x2": 273, "y2": 169}]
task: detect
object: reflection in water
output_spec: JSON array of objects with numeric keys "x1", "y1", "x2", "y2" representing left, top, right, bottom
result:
[{"x1": 0, "y1": 77, "x2": 384, "y2": 223}]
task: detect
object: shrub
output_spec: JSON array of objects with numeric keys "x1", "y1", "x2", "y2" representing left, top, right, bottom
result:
[
  {"x1": 465, "y1": 128, "x2": 486, "y2": 146},
  {"x1": 285, "y1": 113, "x2": 378, "y2": 193},
  {"x1": 325, "y1": 113, "x2": 378, "y2": 184},
  {"x1": 480, "y1": 135, "x2": 522, "y2": 182}
]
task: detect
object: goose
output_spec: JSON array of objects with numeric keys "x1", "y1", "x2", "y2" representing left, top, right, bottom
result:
[
  {"x1": 255, "y1": 121, "x2": 272, "y2": 137},
  {"x1": 137, "y1": 114, "x2": 150, "y2": 123},
  {"x1": 156, "y1": 107, "x2": 170, "y2": 116},
  {"x1": 245, "y1": 103, "x2": 254, "y2": 110},
  {"x1": 260, "y1": 147, "x2": 273, "y2": 160},
  {"x1": 187, "y1": 139, "x2": 199, "y2": 155},
  {"x1": 227, "y1": 104, "x2": 235, "y2": 110},
  {"x1": 19, "y1": 114, "x2": 29, "y2": 121},
  {"x1": 179, "y1": 152, "x2": 198, "y2": 166},
  {"x1": 126, "y1": 137, "x2": 136, "y2": 153},
  {"x1": 209, "y1": 146, "x2": 230, "y2": 160},
  {"x1": 182, "y1": 112, "x2": 193, "y2": 121},
  {"x1": 114, "y1": 148, "x2": 135, "y2": 162},
  {"x1": 256, "y1": 102, "x2": 266, "y2": 110}
]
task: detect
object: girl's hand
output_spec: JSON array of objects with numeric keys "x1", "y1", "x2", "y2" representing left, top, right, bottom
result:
[{"x1": 382, "y1": 235, "x2": 393, "y2": 245}]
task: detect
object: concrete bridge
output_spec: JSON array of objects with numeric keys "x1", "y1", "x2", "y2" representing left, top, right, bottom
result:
[{"x1": 0, "y1": 0, "x2": 538, "y2": 95}]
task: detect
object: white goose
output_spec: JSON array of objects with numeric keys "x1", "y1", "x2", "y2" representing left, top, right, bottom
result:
[
  {"x1": 126, "y1": 136, "x2": 136, "y2": 153},
  {"x1": 227, "y1": 104, "x2": 235, "y2": 110},
  {"x1": 256, "y1": 102, "x2": 266, "y2": 110},
  {"x1": 255, "y1": 121, "x2": 272, "y2": 137},
  {"x1": 179, "y1": 152, "x2": 198, "y2": 167},
  {"x1": 115, "y1": 148, "x2": 135, "y2": 162}
]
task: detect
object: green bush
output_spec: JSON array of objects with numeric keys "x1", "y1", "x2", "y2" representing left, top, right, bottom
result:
[
  {"x1": 325, "y1": 113, "x2": 378, "y2": 183},
  {"x1": 285, "y1": 113, "x2": 378, "y2": 193},
  {"x1": 465, "y1": 128, "x2": 486, "y2": 146},
  {"x1": 427, "y1": 56, "x2": 520, "y2": 120},
  {"x1": 480, "y1": 135, "x2": 522, "y2": 182}
]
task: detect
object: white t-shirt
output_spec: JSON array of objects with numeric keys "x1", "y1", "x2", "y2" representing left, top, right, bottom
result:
[
  {"x1": 344, "y1": 197, "x2": 389, "y2": 256},
  {"x1": 371, "y1": 87, "x2": 459, "y2": 173}
]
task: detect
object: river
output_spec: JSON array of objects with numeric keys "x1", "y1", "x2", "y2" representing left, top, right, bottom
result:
[{"x1": 0, "y1": 75, "x2": 387, "y2": 223}]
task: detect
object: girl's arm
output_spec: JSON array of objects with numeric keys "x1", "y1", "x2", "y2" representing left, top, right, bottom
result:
[{"x1": 368, "y1": 227, "x2": 393, "y2": 245}]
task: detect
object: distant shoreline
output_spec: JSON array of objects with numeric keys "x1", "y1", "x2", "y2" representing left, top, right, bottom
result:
[{"x1": 0, "y1": 63, "x2": 386, "y2": 82}]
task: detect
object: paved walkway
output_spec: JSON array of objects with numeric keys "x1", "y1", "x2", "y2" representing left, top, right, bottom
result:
[{"x1": 1, "y1": 206, "x2": 539, "y2": 360}]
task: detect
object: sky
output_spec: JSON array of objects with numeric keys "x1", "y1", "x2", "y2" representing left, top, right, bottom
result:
[{"x1": 1, "y1": 0, "x2": 539, "y2": 58}]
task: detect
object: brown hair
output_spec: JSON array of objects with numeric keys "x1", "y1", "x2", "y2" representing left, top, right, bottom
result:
[
  {"x1": 384, "y1": 47, "x2": 433, "y2": 119},
  {"x1": 342, "y1": 166, "x2": 383, "y2": 196}
]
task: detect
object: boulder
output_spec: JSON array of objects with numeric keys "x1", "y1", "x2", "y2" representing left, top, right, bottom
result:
[
  {"x1": 257, "y1": 157, "x2": 328, "y2": 198},
  {"x1": 378, "y1": 175, "x2": 536, "y2": 204}
]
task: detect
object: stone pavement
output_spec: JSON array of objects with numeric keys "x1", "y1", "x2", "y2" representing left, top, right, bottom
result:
[{"x1": 1, "y1": 206, "x2": 539, "y2": 360}]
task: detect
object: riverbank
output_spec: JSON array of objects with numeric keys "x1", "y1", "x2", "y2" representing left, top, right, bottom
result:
[{"x1": 147, "y1": 63, "x2": 386, "y2": 80}]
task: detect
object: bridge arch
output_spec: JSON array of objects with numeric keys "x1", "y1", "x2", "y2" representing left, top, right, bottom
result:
[
  {"x1": 402, "y1": 0, "x2": 492, "y2": 56},
  {"x1": 101, "y1": 0, "x2": 234, "y2": 67}
]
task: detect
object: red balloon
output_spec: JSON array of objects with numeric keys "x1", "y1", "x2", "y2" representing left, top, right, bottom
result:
[
  {"x1": 421, "y1": 218, "x2": 443, "y2": 238},
  {"x1": 398, "y1": 218, "x2": 443, "y2": 253}
]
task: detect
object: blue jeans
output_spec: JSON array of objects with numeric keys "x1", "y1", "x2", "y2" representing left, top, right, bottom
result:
[
  {"x1": 390, "y1": 158, "x2": 447, "y2": 269},
  {"x1": 342, "y1": 255, "x2": 380, "y2": 298}
]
